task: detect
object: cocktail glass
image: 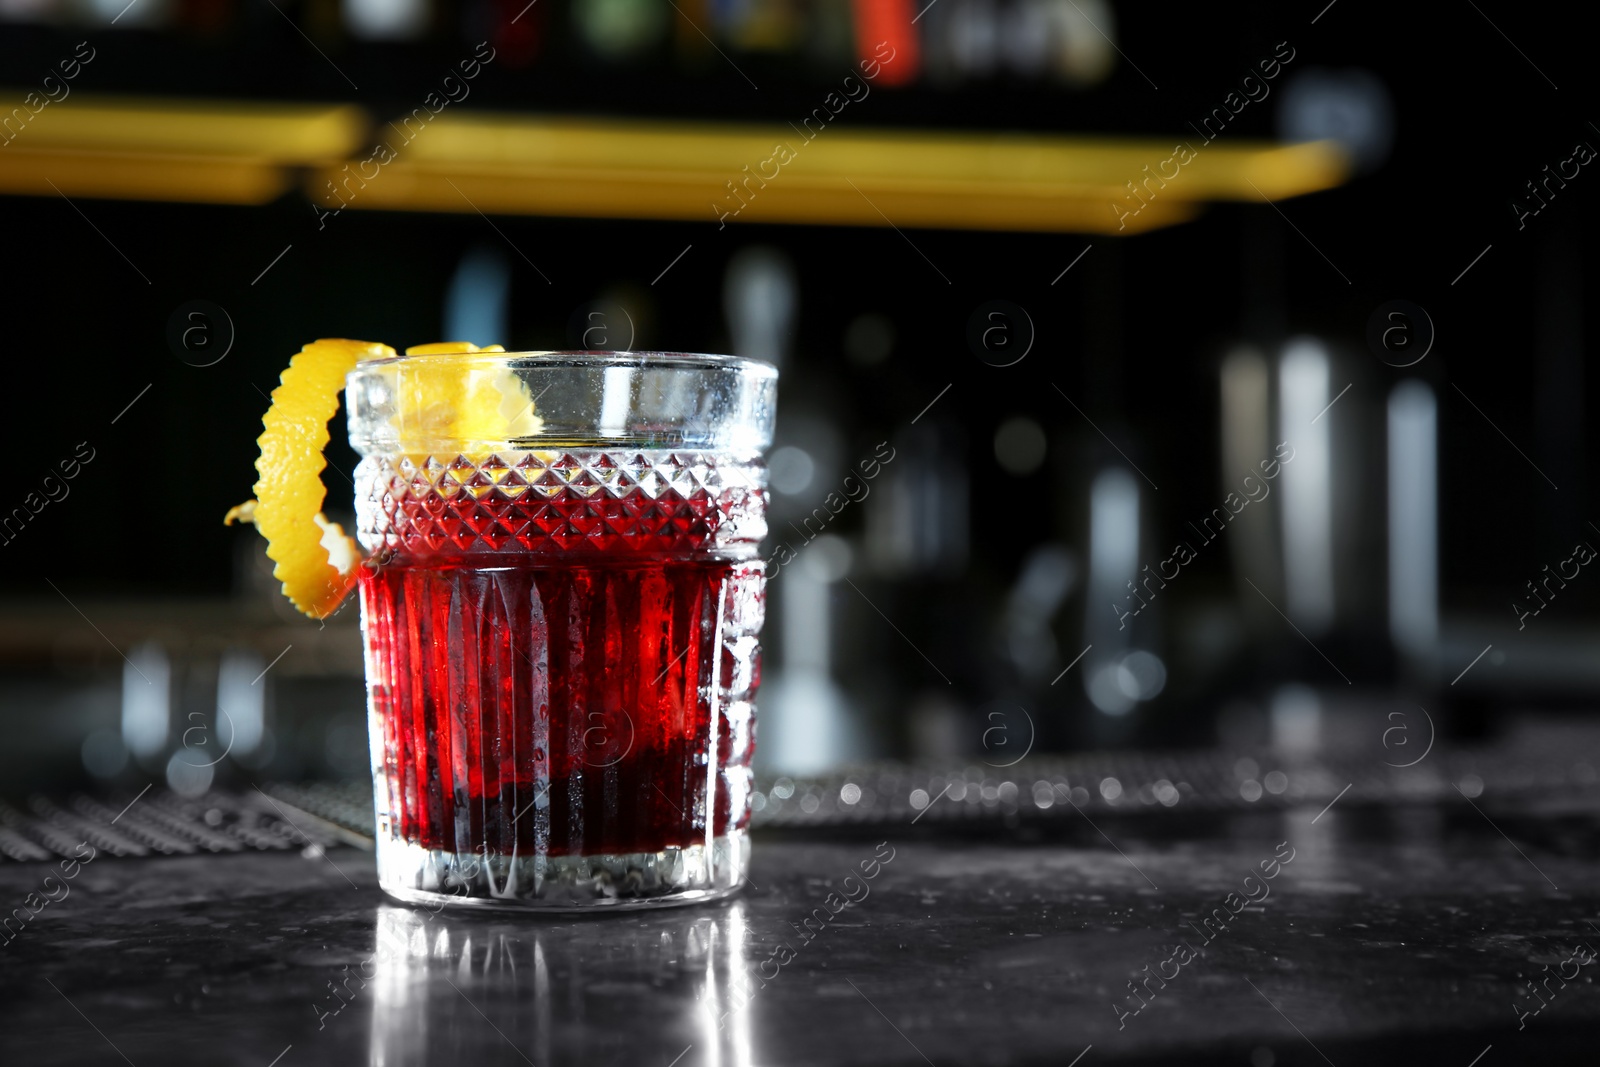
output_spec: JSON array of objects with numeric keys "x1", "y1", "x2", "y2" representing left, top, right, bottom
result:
[{"x1": 346, "y1": 351, "x2": 776, "y2": 910}]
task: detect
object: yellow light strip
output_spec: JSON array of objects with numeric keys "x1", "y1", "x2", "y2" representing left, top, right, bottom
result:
[
  {"x1": 400, "y1": 115, "x2": 1346, "y2": 202},
  {"x1": 317, "y1": 161, "x2": 1201, "y2": 234},
  {"x1": 0, "y1": 95, "x2": 1349, "y2": 233},
  {"x1": 318, "y1": 116, "x2": 1346, "y2": 234},
  {"x1": 1, "y1": 94, "x2": 366, "y2": 159},
  {"x1": 0, "y1": 148, "x2": 291, "y2": 205},
  {"x1": 0, "y1": 93, "x2": 366, "y2": 205}
]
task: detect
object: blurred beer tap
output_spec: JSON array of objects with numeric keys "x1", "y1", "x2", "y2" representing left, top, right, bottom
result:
[
  {"x1": 1220, "y1": 347, "x2": 1282, "y2": 610},
  {"x1": 1278, "y1": 338, "x2": 1336, "y2": 636},
  {"x1": 864, "y1": 422, "x2": 968, "y2": 577},
  {"x1": 442, "y1": 244, "x2": 511, "y2": 348},
  {"x1": 724, "y1": 246, "x2": 797, "y2": 371},
  {"x1": 1002, "y1": 543, "x2": 1077, "y2": 685},
  {"x1": 1080, "y1": 467, "x2": 1165, "y2": 726},
  {"x1": 121, "y1": 642, "x2": 171, "y2": 769},
  {"x1": 1387, "y1": 379, "x2": 1440, "y2": 679},
  {"x1": 756, "y1": 536, "x2": 861, "y2": 775},
  {"x1": 1220, "y1": 336, "x2": 1399, "y2": 752}
]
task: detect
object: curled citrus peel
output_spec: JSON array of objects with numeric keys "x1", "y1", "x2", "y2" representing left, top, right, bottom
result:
[
  {"x1": 228, "y1": 338, "x2": 394, "y2": 618},
  {"x1": 394, "y1": 342, "x2": 544, "y2": 446},
  {"x1": 230, "y1": 339, "x2": 543, "y2": 619}
]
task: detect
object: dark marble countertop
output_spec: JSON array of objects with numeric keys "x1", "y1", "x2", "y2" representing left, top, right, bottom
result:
[{"x1": 3, "y1": 800, "x2": 1599, "y2": 1065}]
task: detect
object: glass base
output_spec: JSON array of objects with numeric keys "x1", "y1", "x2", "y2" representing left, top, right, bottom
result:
[{"x1": 375, "y1": 829, "x2": 749, "y2": 912}]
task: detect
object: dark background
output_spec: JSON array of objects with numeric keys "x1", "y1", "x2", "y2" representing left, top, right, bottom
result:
[{"x1": 0, "y1": 0, "x2": 1595, "y2": 784}]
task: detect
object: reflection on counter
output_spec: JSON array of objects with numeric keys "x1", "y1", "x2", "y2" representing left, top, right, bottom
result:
[{"x1": 364, "y1": 902, "x2": 754, "y2": 1067}]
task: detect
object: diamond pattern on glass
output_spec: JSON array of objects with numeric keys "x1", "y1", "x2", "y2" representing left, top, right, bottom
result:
[{"x1": 357, "y1": 450, "x2": 767, "y2": 555}]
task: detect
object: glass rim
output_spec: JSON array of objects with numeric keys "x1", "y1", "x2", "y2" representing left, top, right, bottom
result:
[{"x1": 356, "y1": 349, "x2": 777, "y2": 378}]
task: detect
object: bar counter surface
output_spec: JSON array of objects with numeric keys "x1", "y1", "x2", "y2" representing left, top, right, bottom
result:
[{"x1": 3, "y1": 782, "x2": 1599, "y2": 1066}]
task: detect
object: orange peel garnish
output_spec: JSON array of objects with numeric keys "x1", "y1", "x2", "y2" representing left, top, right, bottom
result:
[
  {"x1": 392, "y1": 341, "x2": 542, "y2": 447},
  {"x1": 403, "y1": 341, "x2": 505, "y2": 355},
  {"x1": 234, "y1": 338, "x2": 395, "y2": 618},
  {"x1": 233, "y1": 338, "x2": 545, "y2": 618}
]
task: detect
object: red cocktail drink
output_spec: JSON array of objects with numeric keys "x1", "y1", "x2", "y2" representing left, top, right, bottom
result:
[
  {"x1": 359, "y1": 461, "x2": 763, "y2": 858},
  {"x1": 349, "y1": 355, "x2": 775, "y2": 909}
]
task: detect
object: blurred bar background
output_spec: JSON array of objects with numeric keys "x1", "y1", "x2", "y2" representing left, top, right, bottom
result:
[{"x1": 0, "y1": 0, "x2": 1593, "y2": 804}]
